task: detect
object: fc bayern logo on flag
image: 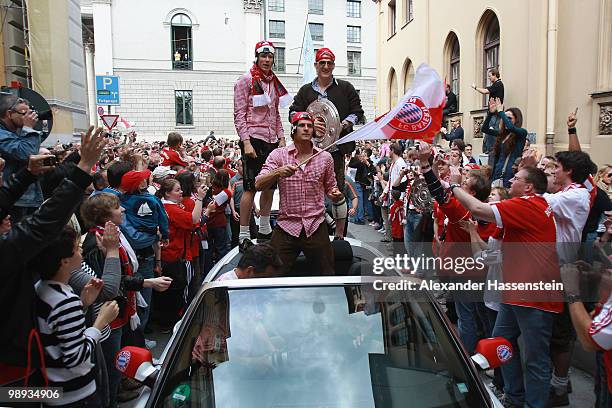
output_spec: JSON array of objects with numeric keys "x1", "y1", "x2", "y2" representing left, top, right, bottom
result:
[{"x1": 388, "y1": 97, "x2": 433, "y2": 133}]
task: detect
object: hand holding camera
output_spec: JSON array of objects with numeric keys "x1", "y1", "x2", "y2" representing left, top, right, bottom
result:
[{"x1": 27, "y1": 154, "x2": 57, "y2": 175}]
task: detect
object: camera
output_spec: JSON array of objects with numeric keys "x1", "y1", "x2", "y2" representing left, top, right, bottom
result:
[{"x1": 42, "y1": 156, "x2": 58, "y2": 166}]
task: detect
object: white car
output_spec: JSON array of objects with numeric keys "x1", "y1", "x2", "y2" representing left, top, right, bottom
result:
[{"x1": 116, "y1": 239, "x2": 507, "y2": 407}]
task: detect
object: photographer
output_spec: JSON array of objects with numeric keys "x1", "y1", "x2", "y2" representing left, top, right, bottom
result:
[{"x1": 0, "y1": 93, "x2": 49, "y2": 222}]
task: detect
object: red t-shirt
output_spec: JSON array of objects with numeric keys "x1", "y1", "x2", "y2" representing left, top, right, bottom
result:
[
  {"x1": 491, "y1": 194, "x2": 563, "y2": 313},
  {"x1": 438, "y1": 196, "x2": 486, "y2": 278},
  {"x1": 162, "y1": 202, "x2": 195, "y2": 262},
  {"x1": 206, "y1": 187, "x2": 232, "y2": 229},
  {"x1": 161, "y1": 147, "x2": 188, "y2": 167},
  {"x1": 181, "y1": 197, "x2": 201, "y2": 258},
  {"x1": 390, "y1": 201, "x2": 404, "y2": 240}
]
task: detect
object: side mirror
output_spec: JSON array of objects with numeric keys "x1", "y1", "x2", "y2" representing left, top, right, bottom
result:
[
  {"x1": 471, "y1": 337, "x2": 513, "y2": 370},
  {"x1": 115, "y1": 346, "x2": 158, "y2": 388}
]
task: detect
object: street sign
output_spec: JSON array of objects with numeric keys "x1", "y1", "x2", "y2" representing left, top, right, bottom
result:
[
  {"x1": 100, "y1": 114, "x2": 119, "y2": 131},
  {"x1": 96, "y1": 75, "x2": 120, "y2": 105}
]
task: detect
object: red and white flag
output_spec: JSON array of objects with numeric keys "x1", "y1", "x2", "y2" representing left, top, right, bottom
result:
[{"x1": 339, "y1": 63, "x2": 445, "y2": 144}]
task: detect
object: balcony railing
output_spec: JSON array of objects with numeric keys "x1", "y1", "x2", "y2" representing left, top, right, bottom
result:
[{"x1": 173, "y1": 60, "x2": 192, "y2": 70}]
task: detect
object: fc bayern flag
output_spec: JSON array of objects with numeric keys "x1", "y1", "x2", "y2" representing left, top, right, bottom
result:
[{"x1": 339, "y1": 63, "x2": 445, "y2": 144}]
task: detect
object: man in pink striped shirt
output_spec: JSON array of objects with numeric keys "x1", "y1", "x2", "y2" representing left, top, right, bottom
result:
[
  {"x1": 234, "y1": 41, "x2": 292, "y2": 250},
  {"x1": 255, "y1": 112, "x2": 344, "y2": 276}
]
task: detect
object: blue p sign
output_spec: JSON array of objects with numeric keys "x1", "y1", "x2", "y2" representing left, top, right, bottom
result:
[{"x1": 96, "y1": 75, "x2": 120, "y2": 106}]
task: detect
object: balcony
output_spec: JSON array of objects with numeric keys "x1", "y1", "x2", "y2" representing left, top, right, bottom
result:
[{"x1": 173, "y1": 60, "x2": 192, "y2": 70}]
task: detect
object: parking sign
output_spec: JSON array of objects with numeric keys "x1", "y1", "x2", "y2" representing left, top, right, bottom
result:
[{"x1": 96, "y1": 75, "x2": 120, "y2": 105}]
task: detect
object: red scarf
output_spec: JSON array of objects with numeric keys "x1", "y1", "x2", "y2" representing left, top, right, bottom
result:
[
  {"x1": 249, "y1": 63, "x2": 291, "y2": 108},
  {"x1": 91, "y1": 225, "x2": 136, "y2": 329}
]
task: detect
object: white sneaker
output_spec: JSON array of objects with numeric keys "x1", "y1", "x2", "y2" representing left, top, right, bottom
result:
[{"x1": 145, "y1": 339, "x2": 157, "y2": 350}]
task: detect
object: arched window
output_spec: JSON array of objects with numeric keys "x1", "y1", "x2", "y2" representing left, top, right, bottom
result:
[
  {"x1": 449, "y1": 35, "x2": 460, "y2": 97},
  {"x1": 172, "y1": 13, "x2": 193, "y2": 70},
  {"x1": 389, "y1": 68, "x2": 398, "y2": 109},
  {"x1": 482, "y1": 13, "x2": 499, "y2": 105},
  {"x1": 402, "y1": 58, "x2": 414, "y2": 93}
]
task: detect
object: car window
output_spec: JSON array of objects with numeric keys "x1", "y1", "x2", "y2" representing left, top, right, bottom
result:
[{"x1": 156, "y1": 285, "x2": 486, "y2": 407}]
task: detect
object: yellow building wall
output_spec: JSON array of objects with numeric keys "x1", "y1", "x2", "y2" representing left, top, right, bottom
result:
[
  {"x1": 28, "y1": 0, "x2": 78, "y2": 139},
  {"x1": 376, "y1": 0, "x2": 612, "y2": 166}
]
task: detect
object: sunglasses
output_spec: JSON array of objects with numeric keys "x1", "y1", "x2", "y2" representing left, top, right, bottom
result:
[{"x1": 317, "y1": 61, "x2": 334, "y2": 67}]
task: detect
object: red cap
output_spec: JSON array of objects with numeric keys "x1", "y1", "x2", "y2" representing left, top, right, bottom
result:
[
  {"x1": 291, "y1": 112, "x2": 313, "y2": 125},
  {"x1": 315, "y1": 48, "x2": 335, "y2": 62},
  {"x1": 120, "y1": 170, "x2": 151, "y2": 192},
  {"x1": 465, "y1": 163, "x2": 481, "y2": 170},
  {"x1": 255, "y1": 41, "x2": 275, "y2": 56}
]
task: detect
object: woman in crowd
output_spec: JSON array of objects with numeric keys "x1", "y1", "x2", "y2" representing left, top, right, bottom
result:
[
  {"x1": 80, "y1": 193, "x2": 172, "y2": 407},
  {"x1": 175, "y1": 171, "x2": 205, "y2": 300},
  {"x1": 481, "y1": 97, "x2": 528, "y2": 187},
  {"x1": 155, "y1": 178, "x2": 209, "y2": 332},
  {"x1": 595, "y1": 164, "x2": 612, "y2": 199}
]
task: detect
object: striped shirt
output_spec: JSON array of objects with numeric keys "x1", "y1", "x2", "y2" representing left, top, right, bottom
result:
[
  {"x1": 35, "y1": 280, "x2": 101, "y2": 406},
  {"x1": 79, "y1": 261, "x2": 111, "y2": 341}
]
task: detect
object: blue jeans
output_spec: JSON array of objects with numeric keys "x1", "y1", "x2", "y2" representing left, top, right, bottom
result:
[
  {"x1": 403, "y1": 210, "x2": 423, "y2": 258},
  {"x1": 136, "y1": 253, "x2": 154, "y2": 330},
  {"x1": 454, "y1": 301, "x2": 488, "y2": 355},
  {"x1": 101, "y1": 328, "x2": 122, "y2": 408},
  {"x1": 209, "y1": 226, "x2": 230, "y2": 260},
  {"x1": 493, "y1": 304, "x2": 555, "y2": 408},
  {"x1": 349, "y1": 183, "x2": 365, "y2": 223}
]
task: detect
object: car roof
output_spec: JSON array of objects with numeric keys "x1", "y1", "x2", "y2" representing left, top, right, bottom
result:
[{"x1": 201, "y1": 274, "x2": 420, "y2": 290}]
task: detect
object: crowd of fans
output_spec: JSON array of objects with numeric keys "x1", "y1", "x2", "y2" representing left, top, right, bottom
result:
[{"x1": 0, "y1": 72, "x2": 612, "y2": 408}]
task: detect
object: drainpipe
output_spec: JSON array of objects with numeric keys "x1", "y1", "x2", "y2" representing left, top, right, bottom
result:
[{"x1": 545, "y1": 0, "x2": 558, "y2": 155}]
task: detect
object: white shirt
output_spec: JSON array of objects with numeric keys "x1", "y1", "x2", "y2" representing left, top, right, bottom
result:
[
  {"x1": 216, "y1": 269, "x2": 239, "y2": 281},
  {"x1": 384, "y1": 157, "x2": 407, "y2": 205},
  {"x1": 543, "y1": 183, "x2": 590, "y2": 263},
  {"x1": 590, "y1": 292, "x2": 612, "y2": 350}
]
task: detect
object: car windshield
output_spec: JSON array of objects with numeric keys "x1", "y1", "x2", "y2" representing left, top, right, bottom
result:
[{"x1": 156, "y1": 285, "x2": 486, "y2": 407}]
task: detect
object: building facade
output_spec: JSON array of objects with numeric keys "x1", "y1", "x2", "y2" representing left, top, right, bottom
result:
[
  {"x1": 81, "y1": 0, "x2": 378, "y2": 140},
  {"x1": 374, "y1": 0, "x2": 612, "y2": 166}
]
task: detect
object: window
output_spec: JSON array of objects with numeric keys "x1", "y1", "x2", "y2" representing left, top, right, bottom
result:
[
  {"x1": 309, "y1": 0, "x2": 324, "y2": 14},
  {"x1": 403, "y1": 0, "x2": 413, "y2": 24},
  {"x1": 389, "y1": 68, "x2": 398, "y2": 108},
  {"x1": 175, "y1": 90, "x2": 193, "y2": 125},
  {"x1": 347, "y1": 26, "x2": 361, "y2": 43},
  {"x1": 388, "y1": 0, "x2": 396, "y2": 37},
  {"x1": 268, "y1": 0, "x2": 284, "y2": 12},
  {"x1": 269, "y1": 20, "x2": 285, "y2": 39},
  {"x1": 309, "y1": 23, "x2": 324, "y2": 41},
  {"x1": 171, "y1": 14, "x2": 192, "y2": 70},
  {"x1": 483, "y1": 15, "x2": 499, "y2": 105},
  {"x1": 347, "y1": 0, "x2": 361, "y2": 18},
  {"x1": 347, "y1": 51, "x2": 361, "y2": 76},
  {"x1": 272, "y1": 47, "x2": 285, "y2": 73},
  {"x1": 449, "y1": 34, "x2": 460, "y2": 97}
]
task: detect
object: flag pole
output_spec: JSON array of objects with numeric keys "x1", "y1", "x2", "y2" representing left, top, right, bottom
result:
[{"x1": 296, "y1": 12, "x2": 309, "y2": 74}]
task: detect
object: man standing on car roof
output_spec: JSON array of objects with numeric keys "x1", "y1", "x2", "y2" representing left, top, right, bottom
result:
[
  {"x1": 289, "y1": 48, "x2": 365, "y2": 239},
  {"x1": 255, "y1": 112, "x2": 343, "y2": 276},
  {"x1": 234, "y1": 41, "x2": 292, "y2": 251}
]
